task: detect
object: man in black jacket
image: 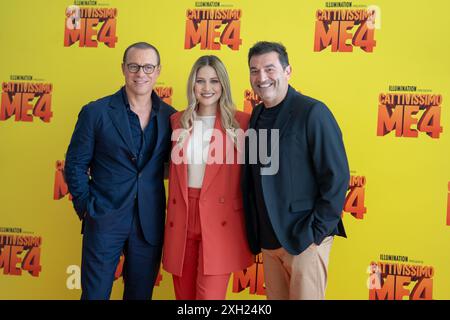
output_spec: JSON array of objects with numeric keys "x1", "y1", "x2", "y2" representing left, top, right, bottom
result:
[{"x1": 242, "y1": 41, "x2": 350, "y2": 300}]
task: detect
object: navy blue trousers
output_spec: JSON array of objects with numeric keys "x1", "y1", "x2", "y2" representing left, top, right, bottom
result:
[{"x1": 80, "y1": 209, "x2": 161, "y2": 300}]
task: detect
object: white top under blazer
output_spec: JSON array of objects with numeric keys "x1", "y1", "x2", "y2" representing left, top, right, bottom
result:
[{"x1": 187, "y1": 114, "x2": 216, "y2": 188}]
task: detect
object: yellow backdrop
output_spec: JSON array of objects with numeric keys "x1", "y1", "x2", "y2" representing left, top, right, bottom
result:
[{"x1": 1, "y1": 0, "x2": 449, "y2": 300}]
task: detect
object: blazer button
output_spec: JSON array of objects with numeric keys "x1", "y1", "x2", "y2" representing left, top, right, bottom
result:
[
  {"x1": 169, "y1": 222, "x2": 174, "y2": 227},
  {"x1": 221, "y1": 221, "x2": 227, "y2": 226},
  {"x1": 172, "y1": 199, "x2": 176, "y2": 204},
  {"x1": 219, "y1": 197, "x2": 225, "y2": 204}
]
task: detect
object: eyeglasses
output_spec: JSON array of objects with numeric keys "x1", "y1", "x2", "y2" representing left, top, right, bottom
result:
[{"x1": 126, "y1": 63, "x2": 158, "y2": 74}]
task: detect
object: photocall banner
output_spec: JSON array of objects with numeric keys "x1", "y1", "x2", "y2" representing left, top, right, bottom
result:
[{"x1": 0, "y1": 0, "x2": 449, "y2": 300}]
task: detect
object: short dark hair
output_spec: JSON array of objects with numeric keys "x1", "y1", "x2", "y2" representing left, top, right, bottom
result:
[
  {"x1": 122, "y1": 42, "x2": 160, "y2": 65},
  {"x1": 248, "y1": 41, "x2": 289, "y2": 69}
]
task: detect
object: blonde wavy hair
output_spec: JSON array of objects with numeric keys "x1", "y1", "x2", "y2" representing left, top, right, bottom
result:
[{"x1": 178, "y1": 55, "x2": 240, "y2": 144}]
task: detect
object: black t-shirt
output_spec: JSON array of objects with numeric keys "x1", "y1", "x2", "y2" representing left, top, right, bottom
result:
[{"x1": 251, "y1": 102, "x2": 283, "y2": 250}]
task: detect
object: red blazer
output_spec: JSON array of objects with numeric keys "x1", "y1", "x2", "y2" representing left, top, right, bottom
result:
[{"x1": 162, "y1": 110, "x2": 254, "y2": 276}]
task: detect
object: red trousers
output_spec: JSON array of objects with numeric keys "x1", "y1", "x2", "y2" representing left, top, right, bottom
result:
[{"x1": 172, "y1": 187, "x2": 231, "y2": 300}]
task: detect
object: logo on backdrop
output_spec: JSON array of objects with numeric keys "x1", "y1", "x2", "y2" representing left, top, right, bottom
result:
[
  {"x1": 64, "y1": 4, "x2": 118, "y2": 48},
  {"x1": 343, "y1": 174, "x2": 367, "y2": 219},
  {"x1": 377, "y1": 86, "x2": 443, "y2": 139},
  {"x1": 54, "y1": 159, "x2": 72, "y2": 201},
  {"x1": 0, "y1": 76, "x2": 53, "y2": 123},
  {"x1": 155, "y1": 85, "x2": 173, "y2": 105},
  {"x1": 314, "y1": 3, "x2": 380, "y2": 52},
  {"x1": 243, "y1": 89, "x2": 261, "y2": 114},
  {"x1": 184, "y1": 2, "x2": 242, "y2": 51},
  {"x1": 368, "y1": 255, "x2": 434, "y2": 300},
  {"x1": 232, "y1": 253, "x2": 265, "y2": 295},
  {"x1": 0, "y1": 228, "x2": 42, "y2": 277}
]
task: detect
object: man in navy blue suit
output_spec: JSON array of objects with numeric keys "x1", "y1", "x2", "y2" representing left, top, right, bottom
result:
[
  {"x1": 242, "y1": 42, "x2": 350, "y2": 300},
  {"x1": 65, "y1": 42, "x2": 176, "y2": 300}
]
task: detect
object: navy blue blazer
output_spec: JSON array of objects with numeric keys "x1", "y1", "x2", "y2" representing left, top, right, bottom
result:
[
  {"x1": 65, "y1": 88, "x2": 176, "y2": 245},
  {"x1": 242, "y1": 86, "x2": 350, "y2": 255}
]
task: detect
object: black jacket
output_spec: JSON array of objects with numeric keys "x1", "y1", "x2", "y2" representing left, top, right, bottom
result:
[{"x1": 242, "y1": 86, "x2": 350, "y2": 255}]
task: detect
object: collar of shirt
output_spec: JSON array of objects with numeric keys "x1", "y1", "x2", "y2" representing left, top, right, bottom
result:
[{"x1": 121, "y1": 86, "x2": 161, "y2": 117}]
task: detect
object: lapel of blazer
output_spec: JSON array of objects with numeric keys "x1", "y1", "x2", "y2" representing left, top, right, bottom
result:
[
  {"x1": 140, "y1": 91, "x2": 168, "y2": 171},
  {"x1": 108, "y1": 88, "x2": 135, "y2": 157},
  {"x1": 272, "y1": 85, "x2": 295, "y2": 138},
  {"x1": 249, "y1": 103, "x2": 263, "y2": 130},
  {"x1": 150, "y1": 91, "x2": 169, "y2": 160},
  {"x1": 200, "y1": 110, "x2": 234, "y2": 197},
  {"x1": 172, "y1": 112, "x2": 189, "y2": 207},
  {"x1": 244, "y1": 104, "x2": 263, "y2": 175}
]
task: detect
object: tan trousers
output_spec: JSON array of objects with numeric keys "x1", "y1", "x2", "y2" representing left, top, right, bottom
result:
[{"x1": 262, "y1": 236, "x2": 334, "y2": 300}]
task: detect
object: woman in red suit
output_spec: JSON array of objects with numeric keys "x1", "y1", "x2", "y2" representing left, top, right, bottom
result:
[{"x1": 162, "y1": 55, "x2": 253, "y2": 300}]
